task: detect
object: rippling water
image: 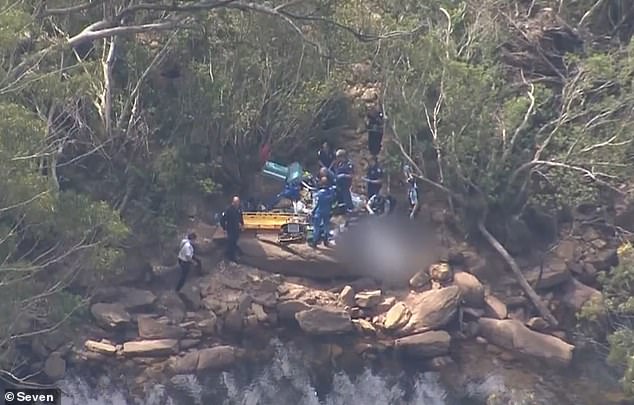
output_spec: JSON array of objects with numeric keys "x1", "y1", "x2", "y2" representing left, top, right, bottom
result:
[{"x1": 60, "y1": 340, "x2": 572, "y2": 405}]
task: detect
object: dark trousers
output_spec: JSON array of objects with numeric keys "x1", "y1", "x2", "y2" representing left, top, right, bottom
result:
[
  {"x1": 176, "y1": 259, "x2": 191, "y2": 291},
  {"x1": 367, "y1": 183, "x2": 381, "y2": 199},
  {"x1": 226, "y1": 232, "x2": 240, "y2": 261},
  {"x1": 368, "y1": 130, "x2": 383, "y2": 156}
]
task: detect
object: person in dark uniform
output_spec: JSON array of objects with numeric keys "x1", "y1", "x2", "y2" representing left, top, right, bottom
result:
[
  {"x1": 220, "y1": 196, "x2": 244, "y2": 262},
  {"x1": 404, "y1": 165, "x2": 420, "y2": 219},
  {"x1": 367, "y1": 108, "x2": 385, "y2": 156},
  {"x1": 332, "y1": 149, "x2": 354, "y2": 212},
  {"x1": 366, "y1": 193, "x2": 396, "y2": 217},
  {"x1": 318, "y1": 141, "x2": 335, "y2": 169},
  {"x1": 363, "y1": 156, "x2": 383, "y2": 199}
]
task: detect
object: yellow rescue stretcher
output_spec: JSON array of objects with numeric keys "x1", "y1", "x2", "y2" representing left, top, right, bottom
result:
[{"x1": 240, "y1": 212, "x2": 309, "y2": 244}]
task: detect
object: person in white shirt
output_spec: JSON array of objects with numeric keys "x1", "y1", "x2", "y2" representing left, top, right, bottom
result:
[{"x1": 176, "y1": 232, "x2": 201, "y2": 291}]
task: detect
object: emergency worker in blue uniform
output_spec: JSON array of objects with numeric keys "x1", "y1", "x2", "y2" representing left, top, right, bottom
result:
[
  {"x1": 267, "y1": 177, "x2": 302, "y2": 210},
  {"x1": 332, "y1": 149, "x2": 354, "y2": 212},
  {"x1": 364, "y1": 156, "x2": 383, "y2": 199},
  {"x1": 310, "y1": 176, "x2": 335, "y2": 247}
]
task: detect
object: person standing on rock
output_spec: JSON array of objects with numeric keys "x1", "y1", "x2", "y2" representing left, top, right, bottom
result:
[
  {"x1": 318, "y1": 141, "x2": 335, "y2": 169},
  {"x1": 332, "y1": 149, "x2": 354, "y2": 213},
  {"x1": 367, "y1": 107, "x2": 385, "y2": 156},
  {"x1": 220, "y1": 196, "x2": 244, "y2": 262},
  {"x1": 404, "y1": 165, "x2": 420, "y2": 220},
  {"x1": 176, "y1": 232, "x2": 201, "y2": 291},
  {"x1": 310, "y1": 176, "x2": 335, "y2": 248},
  {"x1": 363, "y1": 156, "x2": 383, "y2": 199}
]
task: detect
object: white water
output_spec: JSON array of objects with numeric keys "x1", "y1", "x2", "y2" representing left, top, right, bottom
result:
[{"x1": 58, "y1": 340, "x2": 551, "y2": 405}]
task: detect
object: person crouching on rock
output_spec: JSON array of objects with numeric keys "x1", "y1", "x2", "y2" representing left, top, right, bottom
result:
[
  {"x1": 220, "y1": 196, "x2": 244, "y2": 262},
  {"x1": 310, "y1": 176, "x2": 336, "y2": 248},
  {"x1": 176, "y1": 232, "x2": 201, "y2": 291}
]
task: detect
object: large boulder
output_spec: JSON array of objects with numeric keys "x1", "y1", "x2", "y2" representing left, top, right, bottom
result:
[
  {"x1": 483, "y1": 295, "x2": 508, "y2": 320},
  {"x1": 93, "y1": 287, "x2": 156, "y2": 311},
  {"x1": 339, "y1": 286, "x2": 356, "y2": 307},
  {"x1": 169, "y1": 346, "x2": 238, "y2": 374},
  {"x1": 276, "y1": 300, "x2": 312, "y2": 321},
  {"x1": 477, "y1": 318, "x2": 573, "y2": 366},
  {"x1": 295, "y1": 307, "x2": 354, "y2": 335},
  {"x1": 452, "y1": 271, "x2": 485, "y2": 307},
  {"x1": 400, "y1": 286, "x2": 461, "y2": 335},
  {"x1": 155, "y1": 291, "x2": 187, "y2": 324},
  {"x1": 394, "y1": 331, "x2": 451, "y2": 358},
  {"x1": 429, "y1": 263, "x2": 453, "y2": 283},
  {"x1": 84, "y1": 340, "x2": 117, "y2": 355},
  {"x1": 179, "y1": 283, "x2": 202, "y2": 310},
  {"x1": 91, "y1": 303, "x2": 131, "y2": 329},
  {"x1": 526, "y1": 258, "x2": 571, "y2": 289},
  {"x1": 558, "y1": 278, "x2": 602, "y2": 312},
  {"x1": 138, "y1": 316, "x2": 186, "y2": 339},
  {"x1": 355, "y1": 290, "x2": 382, "y2": 308},
  {"x1": 122, "y1": 339, "x2": 179, "y2": 357},
  {"x1": 383, "y1": 302, "x2": 412, "y2": 331},
  {"x1": 409, "y1": 269, "x2": 431, "y2": 289}
]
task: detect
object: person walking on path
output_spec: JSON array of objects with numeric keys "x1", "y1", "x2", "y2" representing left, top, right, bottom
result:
[
  {"x1": 220, "y1": 196, "x2": 244, "y2": 262},
  {"x1": 176, "y1": 232, "x2": 201, "y2": 291}
]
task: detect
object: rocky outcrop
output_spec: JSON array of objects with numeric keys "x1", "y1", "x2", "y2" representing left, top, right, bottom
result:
[
  {"x1": 383, "y1": 302, "x2": 411, "y2": 331},
  {"x1": 91, "y1": 303, "x2": 131, "y2": 329},
  {"x1": 276, "y1": 300, "x2": 312, "y2": 320},
  {"x1": 484, "y1": 295, "x2": 508, "y2": 320},
  {"x1": 400, "y1": 286, "x2": 461, "y2": 335},
  {"x1": 452, "y1": 271, "x2": 485, "y2": 307},
  {"x1": 169, "y1": 346, "x2": 238, "y2": 373},
  {"x1": 394, "y1": 331, "x2": 451, "y2": 358},
  {"x1": 295, "y1": 307, "x2": 354, "y2": 335},
  {"x1": 339, "y1": 285, "x2": 355, "y2": 307},
  {"x1": 122, "y1": 339, "x2": 179, "y2": 357},
  {"x1": 477, "y1": 318, "x2": 573, "y2": 366},
  {"x1": 85, "y1": 340, "x2": 117, "y2": 355},
  {"x1": 355, "y1": 290, "x2": 382, "y2": 308},
  {"x1": 525, "y1": 258, "x2": 571, "y2": 289},
  {"x1": 137, "y1": 316, "x2": 186, "y2": 339},
  {"x1": 93, "y1": 287, "x2": 157, "y2": 310},
  {"x1": 558, "y1": 278, "x2": 602, "y2": 312}
]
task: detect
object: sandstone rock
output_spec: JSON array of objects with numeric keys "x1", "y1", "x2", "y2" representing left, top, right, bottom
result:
[
  {"x1": 180, "y1": 339, "x2": 200, "y2": 350},
  {"x1": 353, "y1": 319, "x2": 377, "y2": 334},
  {"x1": 559, "y1": 278, "x2": 602, "y2": 311},
  {"x1": 156, "y1": 291, "x2": 186, "y2": 324},
  {"x1": 122, "y1": 339, "x2": 179, "y2": 357},
  {"x1": 138, "y1": 316, "x2": 186, "y2": 340},
  {"x1": 92, "y1": 287, "x2": 157, "y2": 310},
  {"x1": 526, "y1": 259, "x2": 571, "y2": 289},
  {"x1": 477, "y1": 318, "x2": 573, "y2": 366},
  {"x1": 409, "y1": 269, "x2": 431, "y2": 289},
  {"x1": 179, "y1": 284, "x2": 202, "y2": 310},
  {"x1": 509, "y1": 307, "x2": 527, "y2": 323},
  {"x1": 555, "y1": 240, "x2": 577, "y2": 262},
  {"x1": 355, "y1": 290, "x2": 382, "y2": 308},
  {"x1": 91, "y1": 303, "x2": 131, "y2": 329},
  {"x1": 526, "y1": 317, "x2": 549, "y2": 332},
  {"x1": 582, "y1": 228, "x2": 600, "y2": 242},
  {"x1": 591, "y1": 239, "x2": 607, "y2": 249},
  {"x1": 376, "y1": 297, "x2": 396, "y2": 313},
  {"x1": 394, "y1": 331, "x2": 451, "y2": 358},
  {"x1": 276, "y1": 300, "x2": 312, "y2": 321},
  {"x1": 503, "y1": 295, "x2": 528, "y2": 307},
  {"x1": 169, "y1": 346, "x2": 237, "y2": 373},
  {"x1": 44, "y1": 353, "x2": 66, "y2": 381},
  {"x1": 452, "y1": 271, "x2": 485, "y2": 307},
  {"x1": 429, "y1": 263, "x2": 453, "y2": 283},
  {"x1": 197, "y1": 312, "x2": 218, "y2": 334},
  {"x1": 483, "y1": 295, "x2": 507, "y2": 320},
  {"x1": 349, "y1": 307, "x2": 363, "y2": 318},
  {"x1": 383, "y1": 302, "x2": 411, "y2": 331},
  {"x1": 425, "y1": 355, "x2": 454, "y2": 370},
  {"x1": 339, "y1": 286, "x2": 356, "y2": 307},
  {"x1": 84, "y1": 340, "x2": 117, "y2": 355},
  {"x1": 400, "y1": 286, "x2": 461, "y2": 335},
  {"x1": 295, "y1": 307, "x2": 353, "y2": 335},
  {"x1": 251, "y1": 303, "x2": 268, "y2": 322},
  {"x1": 361, "y1": 88, "x2": 378, "y2": 101}
]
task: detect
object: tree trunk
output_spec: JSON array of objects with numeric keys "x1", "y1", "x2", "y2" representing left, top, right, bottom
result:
[{"x1": 478, "y1": 218, "x2": 559, "y2": 327}]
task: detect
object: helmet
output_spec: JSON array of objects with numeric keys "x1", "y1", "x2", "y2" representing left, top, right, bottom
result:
[{"x1": 336, "y1": 149, "x2": 346, "y2": 158}]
